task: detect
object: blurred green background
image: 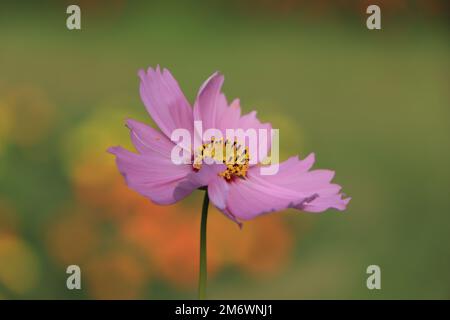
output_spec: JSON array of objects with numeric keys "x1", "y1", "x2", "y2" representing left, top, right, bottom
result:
[{"x1": 0, "y1": 0, "x2": 449, "y2": 299}]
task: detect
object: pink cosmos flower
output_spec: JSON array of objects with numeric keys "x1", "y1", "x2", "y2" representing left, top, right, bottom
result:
[{"x1": 108, "y1": 66, "x2": 350, "y2": 226}]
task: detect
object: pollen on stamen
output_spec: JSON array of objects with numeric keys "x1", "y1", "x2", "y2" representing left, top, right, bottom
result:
[{"x1": 192, "y1": 138, "x2": 250, "y2": 180}]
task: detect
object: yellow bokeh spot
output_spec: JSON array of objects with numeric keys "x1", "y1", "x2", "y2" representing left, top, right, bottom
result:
[
  {"x1": 0, "y1": 234, "x2": 41, "y2": 296},
  {"x1": 1, "y1": 86, "x2": 55, "y2": 147}
]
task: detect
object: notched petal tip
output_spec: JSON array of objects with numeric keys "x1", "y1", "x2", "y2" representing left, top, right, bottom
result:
[
  {"x1": 338, "y1": 196, "x2": 352, "y2": 210},
  {"x1": 223, "y1": 207, "x2": 243, "y2": 229},
  {"x1": 138, "y1": 65, "x2": 162, "y2": 79},
  {"x1": 304, "y1": 152, "x2": 315, "y2": 163},
  {"x1": 125, "y1": 118, "x2": 138, "y2": 130},
  {"x1": 162, "y1": 67, "x2": 173, "y2": 77},
  {"x1": 137, "y1": 68, "x2": 146, "y2": 79},
  {"x1": 230, "y1": 98, "x2": 240, "y2": 109}
]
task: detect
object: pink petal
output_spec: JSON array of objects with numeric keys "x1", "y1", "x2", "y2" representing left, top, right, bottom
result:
[
  {"x1": 301, "y1": 194, "x2": 351, "y2": 213},
  {"x1": 207, "y1": 176, "x2": 243, "y2": 227},
  {"x1": 224, "y1": 154, "x2": 350, "y2": 220},
  {"x1": 225, "y1": 173, "x2": 309, "y2": 221},
  {"x1": 193, "y1": 72, "x2": 224, "y2": 132},
  {"x1": 126, "y1": 118, "x2": 176, "y2": 156},
  {"x1": 208, "y1": 177, "x2": 229, "y2": 210},
  {"x1": 216, "y1": 98, "x2": 241, "y2": 133},
  {"x1": 172, "y1": 161, "x2": 225, "y2": 198},
  {"x1": 235, "y1": 110, "x2": 272, "y2": 163},
  {"x1": 108, "y1": 146, "x2": 194, "y2": 205},
  {"x1": 261, "y1": 154, "x2": 346, "y2": 202},
  {"x1": 173, "y1": 161, "x2": 242, "y2": 225},
  {"x1": 138, "y1": 66, "x2": 194, "y2": 139}
]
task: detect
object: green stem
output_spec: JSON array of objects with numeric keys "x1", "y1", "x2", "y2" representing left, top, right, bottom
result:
[{"x1": 198, "y1": 190, "x2": 209, "y2": 300}]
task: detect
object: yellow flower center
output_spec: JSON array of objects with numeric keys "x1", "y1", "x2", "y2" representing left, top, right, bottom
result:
[{"x1": 193, "y1": 137, "x2": 250, "y2": 181}]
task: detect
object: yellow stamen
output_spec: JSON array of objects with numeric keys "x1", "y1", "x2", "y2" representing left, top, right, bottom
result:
[{"x1": 193, "y1": 138, "x2": 250, "y2": 181}]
